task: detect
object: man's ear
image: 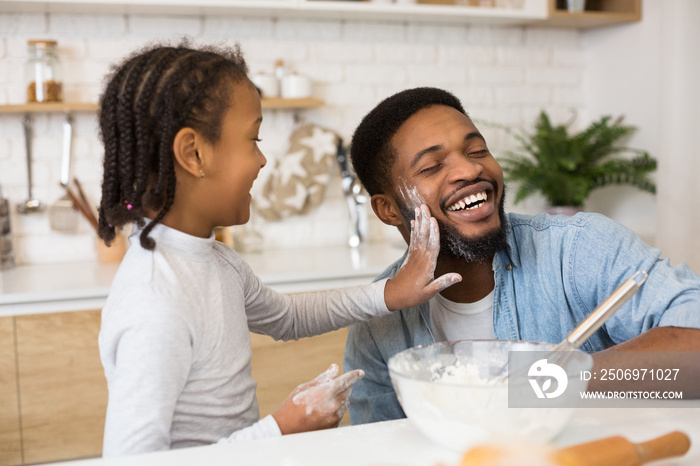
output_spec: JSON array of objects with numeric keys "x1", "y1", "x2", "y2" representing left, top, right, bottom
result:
[
  {"x1": 371, "y1": 194, "x2": 404, "y2": 227},
  {"x1": 172, "y1": 127, "x2": 203, "y2": 178}
]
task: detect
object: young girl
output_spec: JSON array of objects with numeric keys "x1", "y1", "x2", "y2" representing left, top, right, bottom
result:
[{"x1": 97, "y1": 42, "x2": 460, "y2": 458}]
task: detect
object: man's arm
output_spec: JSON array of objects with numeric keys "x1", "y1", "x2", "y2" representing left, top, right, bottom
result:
[
  {"x1": 589, "y1": 327, "x2": 700, "y2": 397},
  {"x1": 600, "y1": 326, "x2": 700, "y2": 352}
]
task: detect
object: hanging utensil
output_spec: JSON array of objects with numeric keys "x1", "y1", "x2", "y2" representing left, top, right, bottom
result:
[
  {"x1": 48, "y1": 113, "x2": 79, "y2": 232},
  {"x1": 17, "y1": 114, "x2": 45, "y2": 214},
  {"x1": 336, "y1": 140, "x2": 367, "y2": 247},
  {"x1": 72, "y1": 178, "x2": 98, "y2": 228},
  {"x1": 66, "y1": 184, "x2": 98, "y2": 232}
]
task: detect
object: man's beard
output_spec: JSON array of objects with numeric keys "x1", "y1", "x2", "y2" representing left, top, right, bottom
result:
[{"x1": 398, "y1": 185, "x2": 508, "y2": 263}]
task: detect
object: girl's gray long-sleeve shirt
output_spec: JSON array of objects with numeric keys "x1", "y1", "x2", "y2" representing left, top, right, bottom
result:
[{"x1": 99, "y1": 222, "x2": 389, "y2": 457}]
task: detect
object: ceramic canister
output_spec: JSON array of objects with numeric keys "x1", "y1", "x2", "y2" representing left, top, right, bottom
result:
[
  {"x1": 251, "y1": 72, "x2": 279, "y2": 98},
  {"x1": 281, "y1": 74, "x2": 312, "y2": 99}
]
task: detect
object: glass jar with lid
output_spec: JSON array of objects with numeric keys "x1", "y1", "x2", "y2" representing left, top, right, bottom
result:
[{"x1": 25, "y1": 39, "x2": 63, "y2": 103}]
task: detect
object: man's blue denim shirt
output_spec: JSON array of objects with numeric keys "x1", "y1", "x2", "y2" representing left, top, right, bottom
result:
[{"x1": 343, "y1": 212, "x2": 700, "y2": 425}]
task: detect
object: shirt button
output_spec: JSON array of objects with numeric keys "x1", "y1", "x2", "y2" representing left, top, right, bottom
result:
[{"x1": 506, "y1": 264, "x2": 512, "y2": 270}]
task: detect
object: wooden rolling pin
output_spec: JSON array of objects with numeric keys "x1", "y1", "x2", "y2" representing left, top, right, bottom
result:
[
  {"x1": 555, "y1": 431, "x2": 691, "y2": 466},
  {"x1": 460, "y1": 431, "x2": 691, "y2": 466}
]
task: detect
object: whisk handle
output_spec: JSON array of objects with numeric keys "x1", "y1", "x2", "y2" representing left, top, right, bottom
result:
[{"x1": 566, "y1": 271, "x2": 647, "y2": 348}]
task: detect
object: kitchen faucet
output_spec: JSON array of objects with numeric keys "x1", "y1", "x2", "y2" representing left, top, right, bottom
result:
[{"x1": 336, "y1": 141, "x2": 368, "y2": 248}]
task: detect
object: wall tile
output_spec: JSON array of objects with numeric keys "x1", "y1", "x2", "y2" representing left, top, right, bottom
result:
[
  {"x1": 342, "y1": 21, "x2": 405, "y2": 43},
  {"x1": 127, "y1": 15, "x2": 202, "y2": 38},
  {"x1": 203, "y1": 17, "x2": 274, "y2": 40},
  {"x1": 310, "y1": 42, "x2": 373, "y2": 64},
  {"x1": 525, "y1": 28, "x2": 579, "y2": 48},
  {"x1": 407, "y1": 65, "x2": 468, "y2": 86},
  {"x1": 439, "y1": 45, "x2": 496, "y2": 66},
  {"x1": 495, "y1": 85, "x2": 551, "y2": 105},
  {"x1": 345, "y1": 64, "x2": 407, "y2": 85},
  {"x1": 526, "y1": 67, "x2": 580, "y2": 86},
  {"x1": 471, "y1": 66, "x2": 524, "y2": 84},
  {"x1": 465, "y1": 25, "x2": 524, "y2": 46},
  {"x1": 241, "y1": 39, "x2": 308, "y2": 67},
  {"x1": 48, "y1": 14, "x2": 127, "y2": 37},
  {"x1": 376, "y1": 43, "x2": 436, "y2": 64},
  {"x1": 276, "y1": 19, "x2": 342, "y2": 41},
  {"x1": 86, "y1": 38, "x2": 144, "y2": 61},
  {"x1": 497, "y1": 46, "x2": 550, "y2": 66},
  {"x1": 0, "y1": 13, "x2": 47, "y2": 35}
]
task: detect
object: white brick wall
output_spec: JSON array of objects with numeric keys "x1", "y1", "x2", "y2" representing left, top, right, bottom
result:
[{"x1": 0, "y1": 12, "x2": 588, "y2": 265}]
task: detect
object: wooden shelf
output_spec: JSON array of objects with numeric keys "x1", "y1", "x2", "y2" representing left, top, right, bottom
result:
[
  {"x1": 0, "y1": 102, "x2": 99, "y2": 114},
  {"x1": 538, "y1": 0, "x2": 641, "y2": 28},
  {"x1": 261, "y1": 97, "x2": 324, "y2": 109},
  {"x1": 0, "y1": 98, "x2": 324, "y2": 114}
]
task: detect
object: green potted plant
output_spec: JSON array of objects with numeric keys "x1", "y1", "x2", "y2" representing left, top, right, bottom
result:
[{"x1": 498, "y1": 110, "x2": 657, "y2": 215}]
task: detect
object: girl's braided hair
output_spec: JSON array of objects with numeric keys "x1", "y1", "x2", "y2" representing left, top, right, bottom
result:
[{"x1": 97, "y1": 40, "x2": 248, "y2": 250}]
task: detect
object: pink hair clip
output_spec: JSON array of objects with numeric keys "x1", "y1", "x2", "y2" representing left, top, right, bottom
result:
[{"x1": 124, "y1": 200, "x2": 133, "y2": 211}]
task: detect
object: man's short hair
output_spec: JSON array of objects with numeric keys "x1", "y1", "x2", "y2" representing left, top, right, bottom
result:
[{"x1": 350, "y1": 87, "x2": 467, "y2": 196}]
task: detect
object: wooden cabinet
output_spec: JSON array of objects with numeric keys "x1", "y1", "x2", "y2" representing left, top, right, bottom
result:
[
  {"x1": 0, "y1": 311, "x2": 107, "y2": 466},
  {"x1": 15, "y1": 311, "x2": 107, "y2": 465},
  {"x1": 0, "y1": 318, "x2": 22, "y2": 466}
]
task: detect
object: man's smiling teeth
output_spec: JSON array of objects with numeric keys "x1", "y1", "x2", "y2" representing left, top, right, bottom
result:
[{"x1": 447, "y1": 191, "x2": 487, "y2": 212}]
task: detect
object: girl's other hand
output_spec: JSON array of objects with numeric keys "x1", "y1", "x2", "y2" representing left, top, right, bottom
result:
[
  {"x1": 273, "y1": 364, "x2": 363, "y2": 435},
  {"x1": 384, "y1": 204, "x2": 462, "y2": 311}
]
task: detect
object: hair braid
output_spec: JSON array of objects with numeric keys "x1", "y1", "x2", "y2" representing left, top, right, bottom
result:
[
  {"x1": 116, "y1": 53, "x2": 153, "y2": 211},
  {"x1": 98, "y1": 63, "x2": 134, "y2": 245},
  {"x1": 133, "y1": 48, "x2": 181, "y2": 212}
]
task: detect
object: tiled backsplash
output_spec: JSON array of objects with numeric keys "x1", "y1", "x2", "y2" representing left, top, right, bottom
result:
[{"x1": 0, "y1": 13, "x2": 587, "y2": 265}]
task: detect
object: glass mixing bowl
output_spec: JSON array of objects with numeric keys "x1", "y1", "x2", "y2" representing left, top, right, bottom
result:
[{"x1": 388, "y1": 340, "x2": 593, "y2": 452}]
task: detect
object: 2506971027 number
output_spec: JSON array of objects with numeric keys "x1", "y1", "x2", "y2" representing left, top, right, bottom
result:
[{"x1": 581, "y1": 368, "x2": 681, "y2": 381}]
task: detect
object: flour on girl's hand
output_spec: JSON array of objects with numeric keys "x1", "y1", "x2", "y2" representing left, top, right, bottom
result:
[{"x1": 292, "y1": 364, "x2": 363, "y2": 418}]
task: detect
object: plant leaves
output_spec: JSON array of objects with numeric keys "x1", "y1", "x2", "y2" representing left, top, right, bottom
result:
[{"x1": 498, "y1": 111, "x2": 657, "y2": 206}]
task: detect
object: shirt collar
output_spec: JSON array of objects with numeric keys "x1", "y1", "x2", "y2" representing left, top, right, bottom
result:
[{"x1": 130, "y1": 219, "x2": 216, "y2": 260}]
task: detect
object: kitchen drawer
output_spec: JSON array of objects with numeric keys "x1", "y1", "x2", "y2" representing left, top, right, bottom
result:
[{"x1": 15, "y1": 310, "x2": 106, "y2": 464}]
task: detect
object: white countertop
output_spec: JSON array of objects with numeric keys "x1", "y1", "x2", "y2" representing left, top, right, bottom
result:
[
  {"x1": 0, "y1": 241, "x2": 406, "y2": 317},
  {"x1": 48, "y1": 401, "x2": 700, "y2": 466}
]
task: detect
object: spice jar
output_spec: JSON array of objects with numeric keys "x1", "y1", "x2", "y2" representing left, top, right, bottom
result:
[{"x1": 25, "y1": 39, "x2": 63, "y2": 103}]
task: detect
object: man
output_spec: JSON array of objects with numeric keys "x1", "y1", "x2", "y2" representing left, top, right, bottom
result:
[{"x1": 343, "y1": 87, "x2": 700, "y2": 425}]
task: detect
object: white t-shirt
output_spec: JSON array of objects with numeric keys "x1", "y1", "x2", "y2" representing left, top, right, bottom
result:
[
  {"x1": 99, "y1": 222, "x2": 390, "y2": 457},
  {"x1": 429, "y1": 290, "x2": 495, "y2": 342}
]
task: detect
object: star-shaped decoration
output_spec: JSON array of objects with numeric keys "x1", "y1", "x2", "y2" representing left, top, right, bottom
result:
[
  {"x1": 277, "y1": 149, "x2": 308, "y2": 185},
  {"x1": 299, "y1": 127, "x2": 338, "y2": 163}
]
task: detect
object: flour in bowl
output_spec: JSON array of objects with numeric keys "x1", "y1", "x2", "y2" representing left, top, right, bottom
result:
[{"x1": 428, "y1": 361, "x2": 502, "y2": 386}]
